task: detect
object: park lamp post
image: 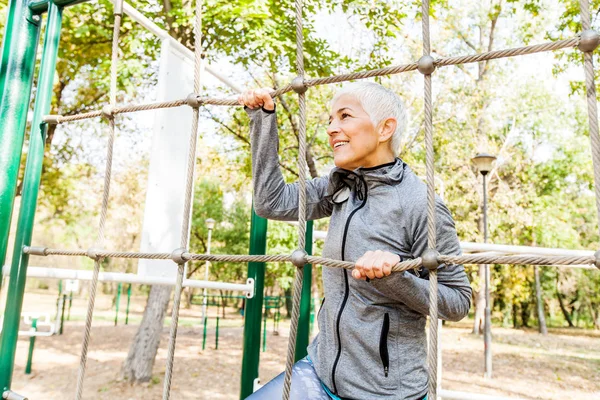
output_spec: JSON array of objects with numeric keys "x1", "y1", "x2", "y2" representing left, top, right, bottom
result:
[
  {"x1": 472, "y1": 152, "x2": 496, "y2": 380},
  {"x1": 201, "y1": 218, "x2": 216, "y2": 332}
]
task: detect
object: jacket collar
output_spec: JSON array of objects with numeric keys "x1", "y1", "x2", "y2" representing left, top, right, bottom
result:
[{"x1": 326, "y1": 158, "x2": 406, "y2": 203}]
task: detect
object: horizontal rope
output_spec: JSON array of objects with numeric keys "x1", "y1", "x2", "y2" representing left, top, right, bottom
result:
[
  {"x1": 435, "y1": 37, "x2": 579, "y2": 67},
  {"x1": 440, "y1": 254, "x2": 595, "y2": 266},
  {"x1": 24, "y1": 246, "x2": 598, "y2": 268},
  {"x1": 184, "y1": 253, "x2": 291, "y2": 263},
  {"x1": 41, "y1": 36, "x2": 580, "y2": 123},
  {"x1": 44, "y1": 99, "x2": 188, "y2": 124}
]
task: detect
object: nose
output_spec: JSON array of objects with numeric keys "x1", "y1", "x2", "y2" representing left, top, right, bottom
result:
[{"x1": 327, "y1": 119, "x2": 340, "y2": 136}]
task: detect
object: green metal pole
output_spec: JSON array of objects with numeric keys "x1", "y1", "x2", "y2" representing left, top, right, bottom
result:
[
  {"x1": 295, "y1": 220, "x2": 313, "y2": 362},
  {"x1": 58, "y1": 279, "x2": 62, "y2": 295},
  {"x1": 114, "y1": 282, "x2": 122, "y2": 326},
  {"x1": 262, "y1": 311, "x2": 267, "y2": 352},
  {"x1": 240, "y1": 207, "x2": 267, "y2": 399},
  {"x1": 0, "y1": 0, "x2": 42, "y2": 281},
  {"x1": 202, "y1": 316, "x2": 208, "y2": 351},
  {"x1": 24, "y1": 318, "x2": 37, "y2": 375},
  {"x1": 29, "y1": 0, "x2": 91, "y2": 15},
  {"x1": 215, "y1": 316, "x2": 219, "y2": 350},
  {"x1": 0, "y1": 1, "x2": 59, "y2": 391},
  {"x1": 125, "y1": 284, "x2": 131, "y2": 325},
  {"x1": 59, "y1": 294, "x2": 66, "y2": 335},
  {"x1": 68, "y1": 292, "x2": 73, "y2": 321}
]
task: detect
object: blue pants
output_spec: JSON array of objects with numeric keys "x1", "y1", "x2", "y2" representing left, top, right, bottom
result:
[
  {"x1": 246, "y1": 358, "x2": 334, "y2": 399},
  {"x1": 246, "y1": 357, "x2": 428, "y2": 400}
]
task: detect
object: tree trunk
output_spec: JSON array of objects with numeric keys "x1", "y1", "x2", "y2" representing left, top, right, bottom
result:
[
  {"x1": 183, "y1": 286, "x2": 193, "y2": 309},
  {"x1": 534, "y1": 266, "x2": 547, "y2": 335},
  {"x1": 121, "y1": 285, "x2": 172, "y2": 382},
  {"x1": 284, "y1": 287, "x2": 292, "y2": 318},
  {"x1": 520, "y1": 301, "x2": 530, "y2": 328},
  {"x1": 472, "y1": 265, "x2": 485, "y2": 334},
  {"x1": 556, "y1": 288, "x2": 574, "y2": 328},
  {"x1": 592, "y1": 303, "x2": 600, "y2": 330}
]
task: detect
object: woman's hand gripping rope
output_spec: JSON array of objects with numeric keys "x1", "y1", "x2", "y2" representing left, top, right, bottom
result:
[
  {"x1": 353, "y1": 250, "x2": 400, "y2": 280},
  {"x1": 238, "y1": 88, "x2": 275, "y2": 111}
]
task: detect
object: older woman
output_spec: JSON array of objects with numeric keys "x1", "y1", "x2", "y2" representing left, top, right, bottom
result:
[{"x1": 240, "y1": 81, "x2": 471, "y2": 400}]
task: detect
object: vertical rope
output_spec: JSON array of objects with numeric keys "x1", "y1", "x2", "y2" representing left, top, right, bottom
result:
[
  {"x1": 74, "y1": 2, "x2": 122, "y2": 398},
  {"x1": 422, "y1": 0, "x2": 439, "y2": 398},
  {"x1": 162, "y1": 0, "x2": 203, "y2": 398},
  {"x1": 282, "y1": 0, "x2": 307, "y2": 398},
  {"x1": 580, "y1": 0, "x2": 600, "y2": 237}
]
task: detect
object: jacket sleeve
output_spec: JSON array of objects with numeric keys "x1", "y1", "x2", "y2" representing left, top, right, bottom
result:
[
  {"x1": 247, "y1": 107, "x2": 333, "y2": 221},
  {"x1": 370, "y1": 198, "x2": 472, "y2": 321}
]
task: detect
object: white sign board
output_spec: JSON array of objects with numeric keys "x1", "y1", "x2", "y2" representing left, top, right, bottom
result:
[
  {"x1": 138, "y1": 39, "x2": 196, "y2": 279},
  {"x1": 65, "y1": 279, "x2": 79, "y2": 293}
]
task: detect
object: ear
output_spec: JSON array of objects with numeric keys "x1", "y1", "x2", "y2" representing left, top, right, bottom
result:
[{"x1": 378, "y1": 117, "x2": 397, "y2": 143}]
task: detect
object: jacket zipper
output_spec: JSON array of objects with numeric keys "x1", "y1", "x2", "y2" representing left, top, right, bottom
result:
[
  {"x1": 379, "y1": 312, "x2": 390, "y2": 377},
  {"x1": 317, "y1": 297, "x2": 325, "y2": 320},
  {"x1": 331, "y1": 174, "x2": 368, "y2": 394}
]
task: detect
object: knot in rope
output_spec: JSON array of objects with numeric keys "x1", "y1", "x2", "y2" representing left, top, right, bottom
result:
[
  {"x1": 101, "y1": 105, "x2": 115, "y2": 120},
  {"x1": 290, "y1": 249, "x2": 308, "y2": 268}
]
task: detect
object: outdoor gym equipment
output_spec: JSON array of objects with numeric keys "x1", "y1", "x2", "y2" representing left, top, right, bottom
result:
[{"x1": 1, "y1": 1, "x2": 600, "y2": 400}]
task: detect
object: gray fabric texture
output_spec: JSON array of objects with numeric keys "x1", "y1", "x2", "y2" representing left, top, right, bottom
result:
[{"x1": 247, "y1": 107, "x2": 472, "y2": 400}]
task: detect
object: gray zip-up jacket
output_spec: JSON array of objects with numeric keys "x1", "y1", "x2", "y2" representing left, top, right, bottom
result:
[{"x1": 247, "y1": 107, "x2": 472, "y2": 400}]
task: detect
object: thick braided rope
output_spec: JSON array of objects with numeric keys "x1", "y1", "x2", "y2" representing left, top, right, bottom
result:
[
  {"x1": 26, "y1": 246, "x2": 596, "y2": 268},
  {"x1": 282, "y1": 1, "x2": 307, "y2": 398},
  {"x1": 580, "y1": 0, "x2": 600, "y2": 237},
  {"x1": 441, "y1": 254, "x2": 595, "y2": 266},
  {"x1": 162, "y1": 0, "x2": 203, "y2": 398},
  {"x1": 75, "y1": 2, "x2": 122, "y2": 399},
  {"x1": 421, "y1": 0, "x2": 439, "y2": 397},
  {"x1": 435, "y1": 37, "x2": 579, "y2": 67},
  {"x1": 41, "y1": 36, "x2": 579, "y2": 122},
  {"x1": 44, "y1": 99, "x2": 188, "y2": 123}
]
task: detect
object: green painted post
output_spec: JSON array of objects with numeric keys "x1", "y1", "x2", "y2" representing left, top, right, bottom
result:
[
  {"x1": 29, "y1": 0, "x2": 91, "y2": 14},
  {"x1": 262, "y1": 311, "x2": 267, "y2": 352},
  {"x1": 125, "y1": 284, "x2": 131, "y2": 325},
  {"x1": 24, "y1": 318, "x2": 38, "y2": 375},
  {"x1": 114, "y1": 282, "x2": 122, "y2": 326},
  {"x1": 215, "y1": 316, "x2": 219, "y2": 350},
  {"x1": 58, "y1": 280, "x2": 63, "y2": 295},
  {"x1": 0, "y1": 1, "x2": 60, "y2": 391},
  {"x1": 0, "y1": 0, "x2": 42, "y2": 283},
  {"x1": 240, "y1": 207, "x2": 267, "y2": 399},
  {"x1": 202, "y1": 316, "x2": 208, "y2": 351},
  {"x1": 68, "y1": 292, "x2": 73, "y2": 321},
  {"x1": 295, "y1": 221, "x2": 313, "y2": 362},
  {"x1": 309, "y1": 298, "x2": 315, "y2": 336},
  {"x1": 59, "y1": 294, "x2": 66, "y2": 335}
]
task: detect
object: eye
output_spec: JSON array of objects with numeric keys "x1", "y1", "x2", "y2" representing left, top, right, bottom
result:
[{"x1": 341, "y1": 112, "x2": 350, "y2": 119}]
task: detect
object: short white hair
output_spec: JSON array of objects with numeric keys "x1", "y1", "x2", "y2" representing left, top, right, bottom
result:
[{"x1": 331, "y1": 81, "x2": 407, "y2": 157}]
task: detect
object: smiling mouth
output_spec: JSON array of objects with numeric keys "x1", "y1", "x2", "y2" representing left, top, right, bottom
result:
[{"x1": 333, "y1": 141, "x2": 349, "y2": 149}]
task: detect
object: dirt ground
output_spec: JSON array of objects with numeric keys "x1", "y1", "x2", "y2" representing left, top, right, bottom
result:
[{"x1": 6, "y1": 291, "x2": 600, "y2": 399}]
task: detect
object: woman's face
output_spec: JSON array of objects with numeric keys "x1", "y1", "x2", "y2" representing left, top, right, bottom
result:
[{"x1": 327, "y1": 94, "x2": 383, "y2": 170}]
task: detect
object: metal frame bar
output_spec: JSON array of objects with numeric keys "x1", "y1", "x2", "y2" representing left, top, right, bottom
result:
[
  {"x1": 0, "y1": 266, "x2": 254, "y2": 293},
  {"x1": 29, "y1": 0, "x2": 91, "y2": 15},
  {"x1": 240, "y1": 208, "x2": 268, "y2": 399},
  {"x1": 0, "y1": 0, "x2": 42, "y2": 281},
  {"x1": 295, "y1": 220, "x2": 313, "y2": 362},
  {"x1": 0, "y1": 0, "x2": 46, "y2": 392}
]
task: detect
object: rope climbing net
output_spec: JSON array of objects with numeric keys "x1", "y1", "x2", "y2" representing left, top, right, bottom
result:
[{"x1": 22, "y1": 0, "x2": 600, "y2": 399}]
